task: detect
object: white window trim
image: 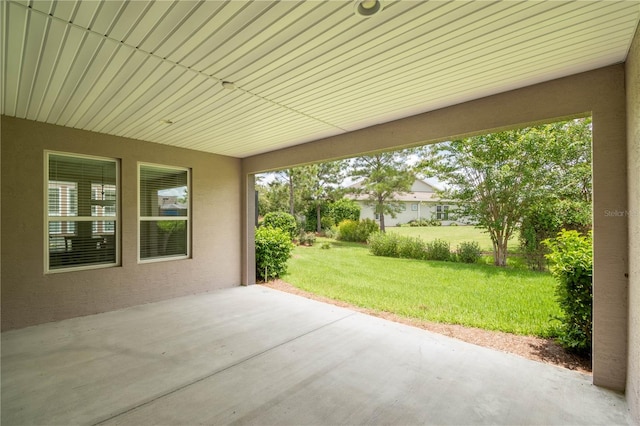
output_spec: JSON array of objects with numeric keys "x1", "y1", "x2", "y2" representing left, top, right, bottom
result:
[
  {"x1": 138, "y1": 162, "x2": 191, "y2": 263},
  {"x1": 44, "y1": 151, "x2": 120, "y2": 273}
]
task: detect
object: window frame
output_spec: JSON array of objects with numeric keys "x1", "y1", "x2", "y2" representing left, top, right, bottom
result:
[
  {"x1": 44, "y1": 151, "x2": 120, "y2": 273},
  {"x1": 137, "y1": 162, "x2": 191, "y2": 263},
  {"x1": 436, "y1": 205, "x2": 450, "y2": 220}
]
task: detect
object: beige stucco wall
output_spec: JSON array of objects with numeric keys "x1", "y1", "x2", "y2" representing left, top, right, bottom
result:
[
  {"x1": 626, "y1": 25, "x2": 640, "y2": 425},
  {"x1": 243, "y1": 65, "x2": 629, "y2": 391},
  {"x1": 1, "y1": 117, "x2": 242, "y2": 331}
]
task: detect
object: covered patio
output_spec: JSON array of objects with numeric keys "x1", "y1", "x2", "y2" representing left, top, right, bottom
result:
[
  {"x1": 1, "y1": 0, "x2": 639, "y2": 423},
  {"x1": 1, "y1": 285, "x2": 629, "y2": 425}
]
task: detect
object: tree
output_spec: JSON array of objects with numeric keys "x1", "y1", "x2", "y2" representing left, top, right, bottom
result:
[
  {"x1": 420, "y1": 128, "x2": 551, "y2": 266},
  {"x1": 518, "y1": 118, "x2": 592, "y2": 270},
  {"x1": 350, "y1": 151, "x2": 415, "y2": 232},
  {"x1": 256, "y1": 179, "x2": 289, "y2": 217},
  {"x1": 419, "y1": 118, "x2": 592, "y2": 267},
  {"x1": 300, "y1": 160, "x2": 347, "y2": 232}
]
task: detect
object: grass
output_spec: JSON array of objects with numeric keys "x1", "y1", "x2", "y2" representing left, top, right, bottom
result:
[
  {"x1": 387, "y1": 225, "x2": 520, "y2": 253},
  {"x1": 283, "y1": 238, "x2": 560, "y2": 337}
]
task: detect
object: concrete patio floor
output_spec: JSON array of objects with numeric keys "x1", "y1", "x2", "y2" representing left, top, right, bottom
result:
[{"x1": 1, "y1": 285, "x2": 631, "y2": 425}]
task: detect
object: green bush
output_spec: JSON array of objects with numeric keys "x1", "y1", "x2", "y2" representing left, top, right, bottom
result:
[
  {"x1": 407, "y1": 218, "x2": 441, "y2": 227},
  {"x1": 255, "y1": 226, "x2": 295, "y2": 281},
  {"x1": 337, "y1": 219, "x2": 379, "y2": 242},
  {"x1": 456, "y1": 241, "x2": 482, "y2": 264},
  {"x1": 298, "y1": 231, "x2": 316, "y2": 246},
  {"x1": 329, "y1": 199, "x2": 360, "y2": 225},
  {"x1": 543, "y1": 230, "x2": 593, "y2": 355},
  {"x1": 337, "y1": 219, "x2": 358, "y2": 241},
  {"x1": 368, "y1": 232, "x2": 427, "y2": 260},
  {"x1": 425, "y1": 239, "x2": 451, "y2": 261},
  {"x1": 304, "y1": 204, "x2": 328, "y2": 232},
  {"x1": 323, "y1": 226, "x2": 338, "y2": 239},
  {"x1": 397, "y1": 236, "x2": 427, "y2": 259},
  {"x1": 520, "y1": 199, "x2": 591, "y2": 271},
  {"x1": 305, "y1": 199, "x2": 361, "y2": 232},
  {"x1": 261, "y1": 211, "x2": 297, "y2": 240},
  {"x1": 368, "y1": 232, "x2": 400, "y2": 257}
]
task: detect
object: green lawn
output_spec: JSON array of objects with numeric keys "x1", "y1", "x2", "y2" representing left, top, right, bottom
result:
[
  {"x1": 283, "y1": 238, "x2": 560, "y2": 337},
  {"x1": 387, "y1": 225, "x2": 520, "y2": 252}
]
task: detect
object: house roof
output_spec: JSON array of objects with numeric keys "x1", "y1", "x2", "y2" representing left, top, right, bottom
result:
[
  {"x1": 348, "y1": 178, "x2": 444, "y2": 202},
  {"x1": 2, "y1": 1, "x2": 639, "y2": 158}
]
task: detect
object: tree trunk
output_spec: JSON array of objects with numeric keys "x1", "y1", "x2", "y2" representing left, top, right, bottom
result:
[
  {"x1": 379, "y1": 212, "x2": 386, "y2": 232},
  {"x1": 493, "y1": 240, "x2": 508, "y2": 267},
  {"x1": 288, "y1": 174, "x2": 295, "y2": 216},
  {"x1": 316, "y1": 204, "x2": 322, "y2": 233}
]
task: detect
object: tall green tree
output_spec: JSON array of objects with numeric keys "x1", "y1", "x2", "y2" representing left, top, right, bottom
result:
[
  {"x1": 256, "y1": 179, "x2": 289, "y2": 217},
  {"x1": 518, "y1": 118, "x2": 592, "y2": 270},
  {"x1": 258, "y1": 161, "x2": 348, "y2": 229},
  {"x1": 419, "y1": 118, "x2": 592, "y2": 267},
  {"x1": 300, "y1": 160, "x2": 347, "y2": 232},
  {"x1": 420, "y1": 129, "x2": 549, "y2": 266},
  {"x1": 269, "y1": 168, "x2": 314, "y2": 217},
  {"x1": 350, "y1": 151, "x2": 415, "y2": 232}
]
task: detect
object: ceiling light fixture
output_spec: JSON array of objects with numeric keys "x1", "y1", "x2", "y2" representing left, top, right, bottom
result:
[
  {"x1": 221, "y1": 81, "x2": 236, "y2": 90},
  {"x1": 354, "y1": 0, "x2": 383, "y2": 17}
]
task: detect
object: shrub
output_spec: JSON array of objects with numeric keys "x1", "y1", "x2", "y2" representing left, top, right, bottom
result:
[
  {"x1": 407, "y1": 218, "x2": 441, "y2": 227},
  {"x1": 337, "y1": 219, "x2": 379, "y2": 242},
  {"x1": 261, "y1": 211, "x2": 297, "y2": 240},
  {"x1": 368, "y1": 232, "x2": 400, "y2": 257},
  {"x1": 323, "y1": 226, "x2": 338, "y2": 239},
  {"x1": 356, "y1": 219, "x2": 380, "y2": 242},
  {"x1": 255, "y1": 226, "x2": 295, "y2": 281},
  {"x1": 397, "y1": 236, "x2": 427, "y2": 259},
  {"x1": 304, "y1": 204, "x2": 329, "y2": 232},
  {"x1": 298, "y1": 231, "x2": 316, "y2": 246},
  {"x1": 368, "y1": 232, "x2": 427, "y2": 260},
  {"x1": 520, "y1": 199, "x2": 591, "y2": 271},
  {"x1": 425, "y1": 239, "x2": 451, "y2": 261},
  {"x1": 329, "y1": 199, "x2": 360, "y2": 225},
  {"x1": 543, "y1": 230, "x2": 593, "y2": 355},
  {"x1": 337, "y1": 219, "x2": 358, "y2": 241},
  {"x1": 320, "y1": 242, "x2": 331, "y2": 250},
  {"x1": 456, "y1": 241, "x2": 482, "y2": 264}
]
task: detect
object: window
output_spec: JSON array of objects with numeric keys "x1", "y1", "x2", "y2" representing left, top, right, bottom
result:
[
  {"x1": 411, "y1": 203, "x2": 418, "y2": 211},
  {"x1": 46, "y1": 153, "x2": 118, "y2": 272},
  {"x1": 436, "y1": 205, "x2": 449, "y2": 220},
  {"x1": 139, "y1": 164, "x2": 190, "y2": 261}
]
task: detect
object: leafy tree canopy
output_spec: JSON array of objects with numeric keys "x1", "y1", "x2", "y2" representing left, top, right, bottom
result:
[
  {"x1": 351, "y1": 150, "x2": 416, "y2": 232},
  {"x1": 419, "y1": 118, "x2": 591, "y2": 267}
]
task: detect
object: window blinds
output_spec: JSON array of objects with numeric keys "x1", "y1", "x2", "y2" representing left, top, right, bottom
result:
[
  {"x1": 47, "y1": 153, "x2": 118, "y2": 271},
  {"x1": 139, "y1": 164, "x2": 189, "y2": 261}
]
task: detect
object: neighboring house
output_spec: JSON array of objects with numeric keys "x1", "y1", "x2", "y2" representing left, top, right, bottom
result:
[{"x1": 348, "y1": 179, "x2": 463, "y2": 227}]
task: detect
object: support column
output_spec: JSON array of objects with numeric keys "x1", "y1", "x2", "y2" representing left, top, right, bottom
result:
[
  {"x1": 241, "y1": 173, "x2": 256, "y2": 286},
  {"x1": 591, "y1": 104, "x2": 628, "y2": 390}
]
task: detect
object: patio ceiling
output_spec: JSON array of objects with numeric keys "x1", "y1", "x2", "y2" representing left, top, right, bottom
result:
[{"x1": 2, "y1": 0, "x2": 639, "y2": 158}]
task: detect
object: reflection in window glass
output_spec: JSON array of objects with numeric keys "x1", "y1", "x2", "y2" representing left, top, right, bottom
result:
[
  {"x1": 139, "y1": 164, "x2": 190, "y2": 261},
  {"x1": 47, "y1": 153, "x2": 118, "y2": 271}
]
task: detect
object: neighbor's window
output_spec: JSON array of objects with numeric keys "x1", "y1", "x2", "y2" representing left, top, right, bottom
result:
[
  {"x1": 46, "y1": 152, "x2": 118, "y2": 272},
  {"x1": 139, "y1": 163, "x2": 190, "y2": 261},
  {"x1": 411, "y1": 203, "x2": 418, "y2": 211},
  {"x1": 436, "y1": 205, "x2": 449, "y2": 220}
]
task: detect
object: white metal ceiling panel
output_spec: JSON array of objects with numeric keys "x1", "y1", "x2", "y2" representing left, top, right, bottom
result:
[{"x1": 2, "y1": 0, "x2": 639, "y2": 158}]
